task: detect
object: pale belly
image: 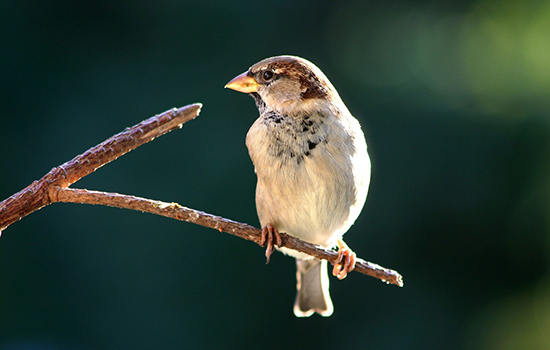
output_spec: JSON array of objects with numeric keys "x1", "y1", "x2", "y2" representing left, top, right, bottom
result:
[
  {"x1": 254, "y1": 139, "x2": 370, "y2": 257},
  {"x1": 246, "y1": 107, "x2": 371, "y2": 259}
]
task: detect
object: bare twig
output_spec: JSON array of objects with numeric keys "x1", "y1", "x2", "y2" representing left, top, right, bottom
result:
[
  {"x1": 0, "y1": 103, "x2": 202, "y2": 230},
  {"x1": 0, "y1": 103, "x2": 403, "y2": 287},
  {"x1": 55, "y1": 187, "x2": 403, "y2": 286}
]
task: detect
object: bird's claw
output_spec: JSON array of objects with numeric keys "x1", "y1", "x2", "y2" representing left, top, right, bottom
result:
[
  {"x1": 260, "y1": 224, "x2": 282, "y2": 264},
  {"x1": 332, "y1": 240, "x2": 356, "y2": 280}
]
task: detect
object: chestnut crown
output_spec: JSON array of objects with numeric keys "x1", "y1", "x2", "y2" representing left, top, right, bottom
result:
[{"x1": 226, "y1": 55, "x2": 342, "y2": 115}]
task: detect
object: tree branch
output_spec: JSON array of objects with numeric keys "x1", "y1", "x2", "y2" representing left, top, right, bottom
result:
[
  {"x1": 0, "y1": 103, "x2": 202, "y2": 230},
  {"x1": 0, "y1": 103, "x2": 403, "y2": 287}
]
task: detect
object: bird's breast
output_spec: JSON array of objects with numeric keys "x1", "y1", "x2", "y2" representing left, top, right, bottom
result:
[{"x1": 246, "y1": 109, "x2": 370, "y2": 250}]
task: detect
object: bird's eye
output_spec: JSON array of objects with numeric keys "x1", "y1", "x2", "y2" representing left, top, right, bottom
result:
[{"x1": 262, "y1": 70, "x2": 274, "y2": 81}]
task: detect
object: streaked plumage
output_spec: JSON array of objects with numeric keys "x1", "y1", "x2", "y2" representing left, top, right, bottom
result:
[{"x1": 226, "y1": 55, "x2": 370, "y2": 317}]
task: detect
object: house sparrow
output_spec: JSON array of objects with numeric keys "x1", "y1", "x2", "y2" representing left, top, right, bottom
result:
[{"x1": 225, "y1": 55, "x2": 370, "y2": 317}]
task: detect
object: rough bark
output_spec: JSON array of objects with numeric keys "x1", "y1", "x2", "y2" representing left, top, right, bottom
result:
[{"x1": 0, "y1": 103, "x2": 403, "y2": 287}]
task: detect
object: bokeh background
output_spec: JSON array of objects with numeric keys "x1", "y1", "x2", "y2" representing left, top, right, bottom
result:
[{"x1": 1, "y1": 0, "x2": 550, "y2": 349}]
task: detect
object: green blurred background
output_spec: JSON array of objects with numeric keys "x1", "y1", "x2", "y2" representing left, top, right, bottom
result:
[{"x1": 1, "y1": 0, "x2": 550, "y2": 349}]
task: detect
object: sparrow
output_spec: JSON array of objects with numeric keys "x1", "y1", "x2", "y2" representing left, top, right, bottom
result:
[{"x1": 225, "y1": 55, "x2": 370, "y2": 317}]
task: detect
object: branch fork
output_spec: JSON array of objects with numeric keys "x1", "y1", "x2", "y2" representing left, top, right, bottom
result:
[{"x1": 0, "y1": 103, "x2": 403, "y2": 287}]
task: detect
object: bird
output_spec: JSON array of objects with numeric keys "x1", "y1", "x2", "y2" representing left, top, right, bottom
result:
[{"x1": 225, "y1": 55, "x2": 370, "y2": 317}]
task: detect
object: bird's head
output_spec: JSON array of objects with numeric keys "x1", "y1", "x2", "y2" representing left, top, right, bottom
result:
[{"x1": 225, "y1": 55, "x2": 342, "y2": 116}]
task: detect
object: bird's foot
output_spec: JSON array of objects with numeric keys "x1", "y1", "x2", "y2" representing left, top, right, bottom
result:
[
  {"x1": 332, "y1": 239, "x2": 356, "y2": 280},
  {"x1": 260, "y1": 224, "x2": 282, "y2": 264}
]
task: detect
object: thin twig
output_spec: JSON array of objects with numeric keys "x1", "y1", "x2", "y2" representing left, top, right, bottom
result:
[
  {"x1": 54, "y1": 187, "x2": 403, "y2": 286},
  {"x1": 0, "y1": 103, "x2": 202, "y2": 230},
  {"x1": 0, "y1": 103, "x2": 403, "y2": 287}
]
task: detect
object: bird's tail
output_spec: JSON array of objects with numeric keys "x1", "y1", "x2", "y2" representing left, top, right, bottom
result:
[{"x1": 293, "y1": 258, "x2": 333, "y2": 317}]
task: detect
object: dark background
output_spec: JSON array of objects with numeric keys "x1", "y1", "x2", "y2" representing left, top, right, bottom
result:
[{"x1": 1, "y1": 1, "x2": 550, "y2": 349}]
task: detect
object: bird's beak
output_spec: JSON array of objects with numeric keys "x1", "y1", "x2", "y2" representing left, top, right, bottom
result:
[{"x1": 224, "y1": 72, "x2": 260, "y2": 93}]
